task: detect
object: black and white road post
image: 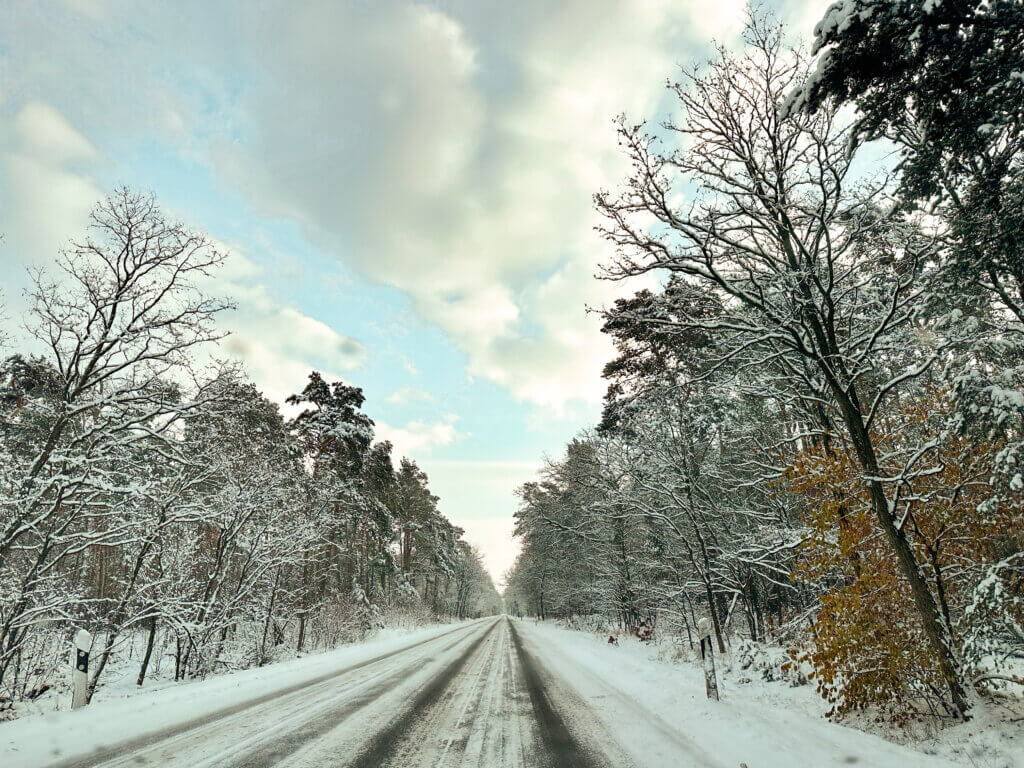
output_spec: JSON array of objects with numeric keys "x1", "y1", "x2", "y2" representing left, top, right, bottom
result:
[
  {"x1": 697, "y1": 618, "x2": 720, "y2": 701},
  {"x1": 71, "y1": 628, "x2": 92, "y2": 710}
]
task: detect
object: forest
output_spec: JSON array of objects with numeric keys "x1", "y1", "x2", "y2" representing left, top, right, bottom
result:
[
  {"x1": 505, "y1": 5, "x2": 1024, "y2": 724},
  {"x1": 0, "y1": 191, "x2": 500, "y2": 713}
]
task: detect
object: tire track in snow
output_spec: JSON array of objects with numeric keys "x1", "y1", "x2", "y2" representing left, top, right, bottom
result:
[
  {"x1": 202, "y1": 622, "x2": 490, "y2": 768},
  {"x1": 453, "y1": 618, "x2": 508, "y2": 766},
  {"x1": 507, "y1": 620, "x2": 610, "y2": 768},
  {"x1": 345, "y1": 618, "x2": 501, "y2": 768},
  {"x1": 512, "y1": 620, "x2": 719, "y2": 768},
  {"x1": 356, "y1": 614, "x2": 542, "y2": 768},
  {"x1": 433, "y1": 618, "x2": 503, "y2": 766}
]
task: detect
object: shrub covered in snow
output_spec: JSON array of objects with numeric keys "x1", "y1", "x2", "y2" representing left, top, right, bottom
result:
[{"x1": 735, "y1": 639, "x2": 809, "y2": 687}]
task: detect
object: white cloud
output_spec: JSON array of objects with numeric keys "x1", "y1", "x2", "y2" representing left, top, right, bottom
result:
[
  {"x1": 376, "y1": 415, "x2": 467, "y2": 461},
  {"x1": 206, "y1": 0, "x2": 747, "y2": 413},
  {"x1": 0, "y1": 1, "x2": 757, "y2": 414},
  {"x1": 1, "y1": 101, "x2": 102, "y2": 269},
  {"x1": 781, "y1": 0, "x2": 834, "y2": 38},
  {"x1": 14, "y1": 102, "x2": 97, "y2": 163},
  {"x1": 386, "y1": 386, "x2": 435, "y2": 405},
  {"x1": 211, "y1": 250, "x2": 368, "y2": 405},
  {"x1": 62, "y1": 0, "x2": 112, "y2": 20}
]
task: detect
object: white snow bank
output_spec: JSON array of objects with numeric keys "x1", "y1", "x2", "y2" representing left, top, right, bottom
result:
[
  {"x1": 516, "y1": 620, "x2": 1022, "y2": 768},
  {"x1": 0, "y1": 619, "x2": 476, "y2": 768}
]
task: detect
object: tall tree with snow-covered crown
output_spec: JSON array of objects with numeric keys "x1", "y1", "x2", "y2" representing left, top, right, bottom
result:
[{"x1": 595, "y1": 18, "x2": 972, "y2": 716}]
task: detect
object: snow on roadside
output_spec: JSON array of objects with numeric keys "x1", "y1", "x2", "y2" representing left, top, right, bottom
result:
[
  {"x1": 517, "y1": 620, "x2": 1022, "y2": 768},
  {"x1": 0, "y1": 619, "x2": 474, "y2": 768}
]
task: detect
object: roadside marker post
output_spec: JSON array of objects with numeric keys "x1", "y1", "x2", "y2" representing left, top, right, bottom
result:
[
  {"x1": 71, "y1": 628, "x2": 92, "y2": 710},
  {"x1": 697, "y1": 618, "x2": 719, "y2": 701}
]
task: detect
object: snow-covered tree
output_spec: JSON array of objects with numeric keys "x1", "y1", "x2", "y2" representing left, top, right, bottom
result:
[{"x1": 0, "y1": 190, "x2": 498, "y2": 710}]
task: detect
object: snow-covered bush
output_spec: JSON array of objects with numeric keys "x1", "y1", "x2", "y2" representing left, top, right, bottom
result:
[
  {"x1": 562, "y1": 614, "x2": 615, "y2": 635},
  {"x1": 735, "y1": 639, "x2": 808, "y2": 686},
  {"x1": 963, "y1": 553, "x2": 1024, "y2": 690}
]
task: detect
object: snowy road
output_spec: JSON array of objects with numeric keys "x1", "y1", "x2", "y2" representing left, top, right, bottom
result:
[
  {"x1": 2, "y1": 616, "x2": 965, "y2": 768},
  {"x1": 6, "y1": 618, "x2": 613, "y2": 768}
]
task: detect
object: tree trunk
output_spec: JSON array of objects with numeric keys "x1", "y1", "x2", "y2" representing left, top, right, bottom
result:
[
  {"x1": 703, "y1": 579, "x2": 726, "y2": 654},
  {"x1": 86, "y1": 631, "x2": 116, "y2": 703},
  {"x1": 260, "y1": 569, "x2": 282, "y2": 666},
  {"x1": 137, "y1": 616, "x2": 157, "y2": 687},
  {"x1": 838, "y1": 393, "x2": 971, "y2": 718}
]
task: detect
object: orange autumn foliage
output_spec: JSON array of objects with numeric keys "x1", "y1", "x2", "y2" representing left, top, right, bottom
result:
[{"x1": 784, "y1": 389, "x2": 1023, "y2": 721}]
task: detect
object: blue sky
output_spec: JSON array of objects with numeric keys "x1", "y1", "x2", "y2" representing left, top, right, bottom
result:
[{"x1": 0, "y1": 0, "x2": 826, "y2": 580}]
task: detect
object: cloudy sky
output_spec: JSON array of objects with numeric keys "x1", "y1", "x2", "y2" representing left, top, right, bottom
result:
[{"x1": 0, "y1": 0, "x2": 825, "y2": 582}]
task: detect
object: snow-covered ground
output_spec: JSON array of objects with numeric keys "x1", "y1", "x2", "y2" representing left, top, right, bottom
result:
[
  {"x1": 515, "y1": 619, "x2": 1023, "y2": 768},
  {"x1": 2, "y1": 615, "x2": 1019, "y2": 767}
]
